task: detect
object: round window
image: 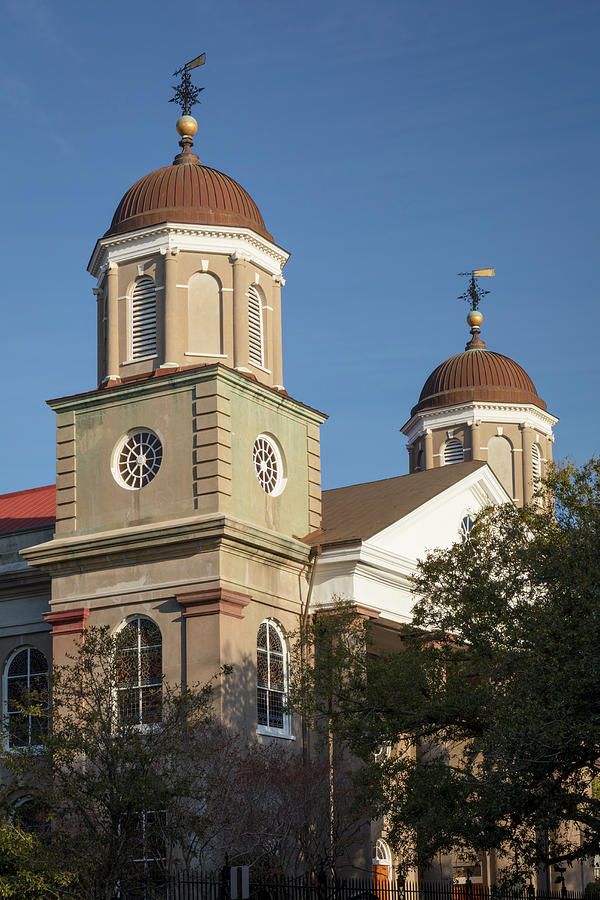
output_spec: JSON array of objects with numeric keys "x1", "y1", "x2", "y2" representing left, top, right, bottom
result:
[
  {"x1": 253, "y1": 434, "x2": 286, "y2": 496},
  {"x1": 112, "y1": 429, "x2": 163, "y2": 490}
]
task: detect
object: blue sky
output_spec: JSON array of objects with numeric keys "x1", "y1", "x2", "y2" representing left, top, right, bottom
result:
[{"x1": 1, "y1": 0, "x2": 598, "y2": 494}]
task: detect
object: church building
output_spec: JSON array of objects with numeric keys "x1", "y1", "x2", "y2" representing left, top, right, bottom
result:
[{"x1": 0, "y1": 93, "x2": 561, "y2": 886}]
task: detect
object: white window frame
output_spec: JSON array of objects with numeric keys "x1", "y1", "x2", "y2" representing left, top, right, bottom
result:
[
  {"x1": 2, "y1": 646, "x2": 49, "y2": 750},
  {"x1": 114, "y1": 616, "x2": 163, "y2": 727},
  {"x1": 129, "y1": 276, "x2": 158, "y2": 362},
  {"x1": 373, "y1": 837, "x2": 393, "y2": 882},
  {"x1": 531, "y1": 442, "x2": 543, "y2": 506},
  {"x1": 256, "y1": 619, "x2": 293, "y2": 739},
  {"x1": 459, "y1": 513, "x2": 475, "y2": 543},
  {"x1": 252, "y1": 433, "x2": 287, "y2": 497},
  {"x1": 443, "y1": 438, "x2": 464, "y2": 465},
  {"x1": 111, "y1": 428, "x2": 164, "y2": 491},
  {"x1": 131, "y1": 809, "x2": 167, "y2": 873},
  {"x1": 247, "y1": 284, "x2": 265, "y2": 369}
]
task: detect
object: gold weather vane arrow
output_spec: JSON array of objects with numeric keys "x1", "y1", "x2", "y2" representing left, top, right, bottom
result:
[{"x1": 458, "y1": 267, "x2": 495, "y2": 310}]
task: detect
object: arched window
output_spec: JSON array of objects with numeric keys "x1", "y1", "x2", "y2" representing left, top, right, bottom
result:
[
  {"x1": 373, "y1": 837, "x2": 393, "y2": 890},
  {"x1": 532, "y1": 443, "x2": 542, "y2": 484},
  {"x1": 130, "y1": 276, "x2": 157, "y2": 360},
  {"x1": 188, "y1": 272, "x2": 222, "y2": 355},
  {"x1": 257, "y1": 621, "x2": 289, "y2": 734},
  {"x1": 443, "y1": 438, "x2": 464, "y2": 465},
  {"x1": 247, "y1": 285, "x2": 264, "y2": 368},
  {"x1": 116, "y1": 617, "x2": 162, "y2": 725},
  {"x1": 488, "y1": 435, "x2": 514, "y2": 497},
  {"x1": 531, "y1": 443, "x2": 542, "y2": 505},
  {"x1": 459, "y1": 514, "x2": 475, "y2": 543},
  {"x1": 415, "y1": 449, "x2": 424, "y2": 471},
  {"x1": 374, "y1": 838, "x2": 392, "y2": 866},
  {"x1": 3, "y1": 647, "x2": 49, "y2": 748}
]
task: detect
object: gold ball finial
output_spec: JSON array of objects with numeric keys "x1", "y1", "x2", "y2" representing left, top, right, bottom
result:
[
  {"x1": 467, "y1": 309, "x2": 483, "y2": 328},
  {"x1": 176, "y1": 115, "x2": 198, "y2": 137}
]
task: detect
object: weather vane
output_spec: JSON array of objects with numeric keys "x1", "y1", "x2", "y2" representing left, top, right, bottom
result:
[
  {"x1": 170, "y1": 53, "x2": 206, "y2": 116},
  {"x1": 458, "y1": 268, "x2": 495, "y2": 350},
  {"x1": 458, "y1": 268, "x2": 495, "y2": 310}
]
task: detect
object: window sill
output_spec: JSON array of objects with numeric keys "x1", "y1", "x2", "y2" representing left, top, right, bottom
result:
[
  {"x1": 122, "y1": 356, "x2": 158, "y2": 366},
  {"x1": 249, "y1": 361, "x2": 272, "y2": 375},
  {"x1": 256, "y1": 724, "x2": 295, "y2": 741}
]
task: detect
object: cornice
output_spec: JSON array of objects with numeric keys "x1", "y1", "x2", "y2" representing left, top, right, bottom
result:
[
  {"x1": 46, "y1": 362, "x2": 327, "y2": 425},
  {"x1": 0, "y1": 567, "x2": 51, "y2": 600},
  {"x1": 88, "y1": 223, "x2": 290, "y2": 279},
  {"x1": 401, "y1": 401, "x2": 558, "y2": 443},
  {"x1": 21, "y1": 513, "x2": 311, "y2": 576}
]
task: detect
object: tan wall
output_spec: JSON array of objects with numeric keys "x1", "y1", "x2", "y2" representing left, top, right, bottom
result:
[
  {"x1": 408, "y1": 417, "x2": 554, "y2": 507},
  {"x1": 52, "y1": 366, "x2": 323, "y2": 539},
  {"x1": 31, "y1": 535, "x2": 309, "y2": 739},
  {"x1": 97, "y1": 251, "x2": 284, "y2": 390}
]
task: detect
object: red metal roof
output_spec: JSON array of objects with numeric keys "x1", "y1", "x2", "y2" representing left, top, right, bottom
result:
[
  {"x1": 0, "y1": 485, "x2": 56, "y2": 534},
  {"x1": 106, "y1": 163, "x2": 273, "y2": 241}
]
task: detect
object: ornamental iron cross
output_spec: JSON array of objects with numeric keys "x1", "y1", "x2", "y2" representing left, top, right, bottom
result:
[
  {"x1": 170, "y1": 53, "x2": 206, "y2": 116},
  {"x1": 458, "y1": 268, "x2": 495, "y2": 310}
]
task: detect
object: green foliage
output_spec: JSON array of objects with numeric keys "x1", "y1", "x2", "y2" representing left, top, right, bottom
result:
[
  {"x1": 0, "y1": 818, "x2": 74, "y2": 898},
  {"x1": 0, "y1": 626, "x2": 228, "y2": 899},
  {"x1": 290, "y1": 459, "x2": 600, "y2": 875}
]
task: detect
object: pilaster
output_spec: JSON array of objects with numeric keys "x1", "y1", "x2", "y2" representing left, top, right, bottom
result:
[
  {"x1": 161, "y1": 247, "x2": 180, "y2": 367},
  {"x1": 192, "y1": 380, "x2": 233, "y2": 514},
  {"x1": 44, "y1": 607, "x2": 90, "y2": 666},
  {"x1": 424, "y1": 429, "x2": 434, "y2": 469},
  {"x1": 272, "y1": 275, "x2": 285, "y2": 389},
  {"x1": 105, "y1": 263, "x2": 120, "y2": 384},
  {"x1": 307, "y1": 422, "x2": 322, "y2": 531},
  {"x1": 231, "y1": 253, "x2": 250, "y2": 372},
  {"x1": 470, "y1": 420, "x2": 482, "y2": 460},
  {"x1": 55, "y1": 410, "x2": 76, "y2": 535}
]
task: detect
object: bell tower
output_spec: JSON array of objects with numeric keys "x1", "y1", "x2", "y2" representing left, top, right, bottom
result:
[
  {"x1": 401, "y1": 274, "x2": 557, "y2": 507},
  {"x1": 24, "y1": 64, "x2": 325, "y2": 735}
]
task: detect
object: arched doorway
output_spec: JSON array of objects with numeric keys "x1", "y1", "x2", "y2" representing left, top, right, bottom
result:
[{"x1": 373, "y1": 837, "x2": 392, "y2": 897}]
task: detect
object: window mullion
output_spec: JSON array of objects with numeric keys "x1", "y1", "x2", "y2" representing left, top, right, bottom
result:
[
  {"x1": 137, "y1": 619, "x2": 142, "y2": 725},
  {"x1": 266, "y1": 625, "x2": 271, "y2": 726}
]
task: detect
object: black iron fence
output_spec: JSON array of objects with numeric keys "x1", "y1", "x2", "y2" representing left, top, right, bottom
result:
[{"x1": 118, "y1": 874, "x2": 592, "y2": 900}]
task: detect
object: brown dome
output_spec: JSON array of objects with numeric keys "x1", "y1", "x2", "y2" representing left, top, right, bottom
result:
[
  {"x1": 105, "y1": 162, "x2": 273, "y2": 241},
  {"x1": 412, "y1": 348, "x2": 546, "y2": 415}
]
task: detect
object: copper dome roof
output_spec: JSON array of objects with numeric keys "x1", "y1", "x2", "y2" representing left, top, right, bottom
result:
[
  {"x1": 105, "y1": 161, "x2": 273, "y2": 241},
  {"x1": 412, "y1": 348, "x2": 546, "y2": 415}
]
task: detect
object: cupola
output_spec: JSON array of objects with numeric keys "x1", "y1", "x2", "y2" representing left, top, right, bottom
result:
[
  {"x1": 88, "y1": 106, "x2": 288, "y2": 391},
  {"x1": 401, "y1": 275, "x2": 558, "y2": 507}
]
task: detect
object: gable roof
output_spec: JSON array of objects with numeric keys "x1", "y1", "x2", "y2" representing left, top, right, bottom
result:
[
  {"x1": 0, "y1": 485, "x2": 56, "y2": 535},
  {"x1": 305, "y1": 461, "x2": 488, "y2": 547}
]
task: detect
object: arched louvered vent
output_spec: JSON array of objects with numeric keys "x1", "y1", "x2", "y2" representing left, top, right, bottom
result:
[
  {"x1": 131, "y1": 276, "x2": 157, "y2": 360},
  {"x1": 443, "y1": 438, "x2": 464, "y2": 465},
  {"x1": 532, "y1": 443, "x2": 542, "y2": 483},
  {"x1": 247, "y1": 285, "x2": 264, "y2": 367}
]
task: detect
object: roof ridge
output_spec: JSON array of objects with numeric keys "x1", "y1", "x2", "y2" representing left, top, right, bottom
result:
[
  {"x1": 324, "y1": 461, "x2": 483, "y2": 494},
  {"x1": 0, "y1": 483, "x2": 55, "y2": 500}
]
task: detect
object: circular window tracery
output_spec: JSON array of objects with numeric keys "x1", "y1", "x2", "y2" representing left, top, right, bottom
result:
[
  {"x1": 113, "y1": 430, "x2": 163, "y2": 490},
  {"x1": 253, "y1": 434, "x2": 286, "y2": 496}
]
